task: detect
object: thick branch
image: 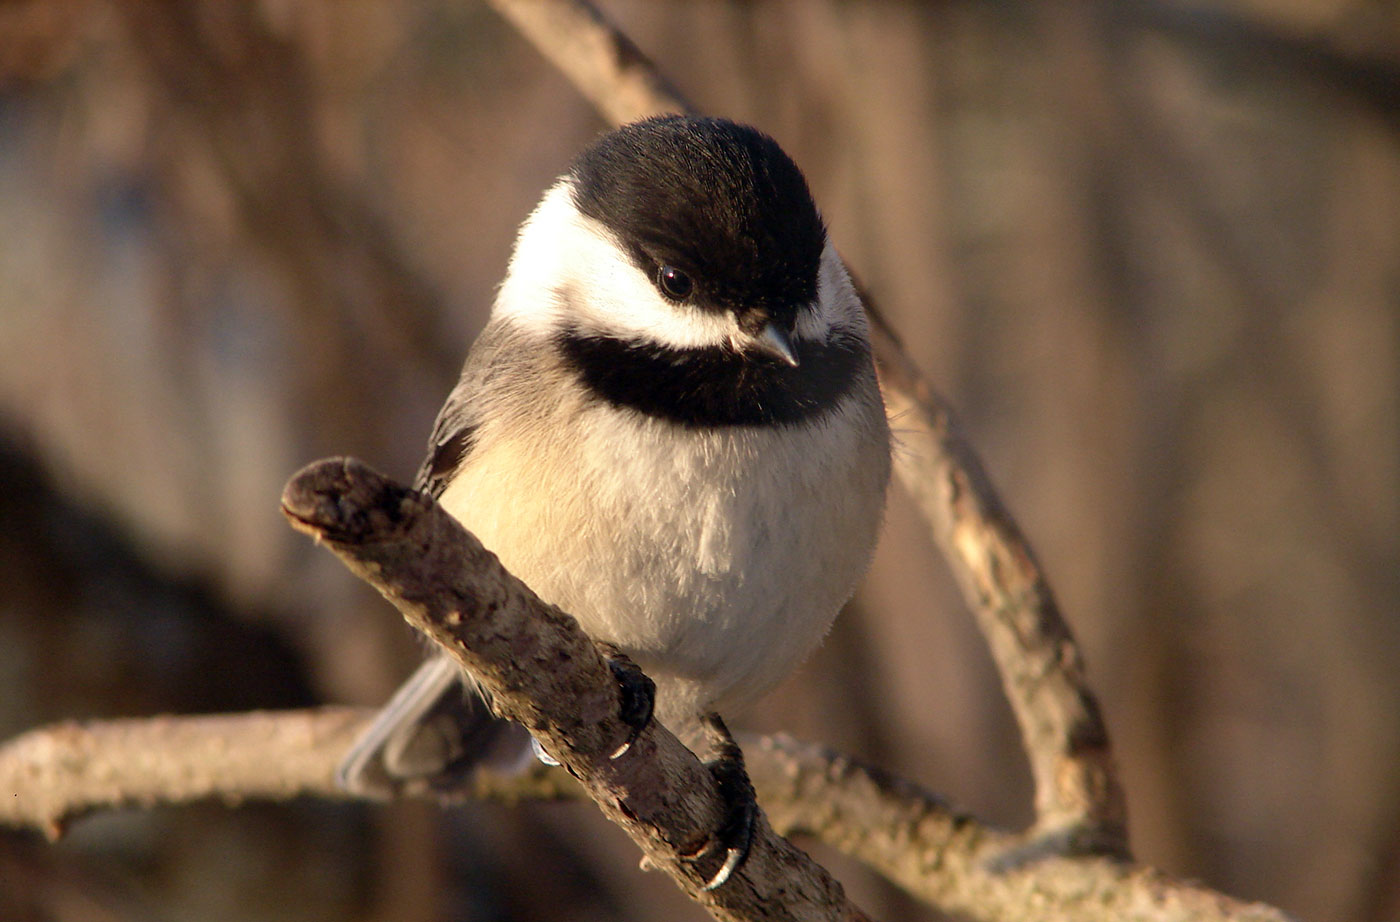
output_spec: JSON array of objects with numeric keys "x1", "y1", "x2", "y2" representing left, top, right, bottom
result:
[
  {"x1": 481, "y1": 0, "x2": 1125, "y2": 855},
  {"x1": 0, "y1": 711, "x2": 1294, "y2": 922},
  {"x1": 278, "y1": 457, "x2": 869, "y2": 922}
]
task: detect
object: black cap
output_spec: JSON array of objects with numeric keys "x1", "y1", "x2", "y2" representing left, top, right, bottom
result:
[{"x1": 569, "y1": 115, "x2": 826, "y2": 326}]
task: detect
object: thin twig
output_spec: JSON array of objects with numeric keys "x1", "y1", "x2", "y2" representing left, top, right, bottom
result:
[
  {"x1": 875, "y1": 343, "x2": 1125, "y2": 850},
  {"x1": 489, "y1": 0, "x2": 691, "y2": 125}
]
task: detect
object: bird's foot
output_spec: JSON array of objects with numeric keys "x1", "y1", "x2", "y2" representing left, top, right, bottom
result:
[
  {"x1": 597, "y1": 643, "x2": 656, "y2": 760},
  {"x1": 694, "y1": 712, "x2": 757, "y2": 891},
  {"x1": 530, "y1": 644, "x2": 655, "y2": 767}
]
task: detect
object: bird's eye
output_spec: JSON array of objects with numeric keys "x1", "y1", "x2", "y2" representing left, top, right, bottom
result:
[{"x1": 657, "y1": 265, "x2": 693, "y2": 301}]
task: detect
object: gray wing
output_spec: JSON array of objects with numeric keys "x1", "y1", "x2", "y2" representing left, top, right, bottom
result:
[
  {"x1": 339, "y1": 320, "x2": 534, "y2": 796},
  {"x1": 414, "y1": 321, "x2": 497, "y2": 498}
]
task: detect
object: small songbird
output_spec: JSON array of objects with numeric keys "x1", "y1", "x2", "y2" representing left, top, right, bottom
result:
[{"x1": 339, "y1": 115, "x2": 891, "y2": 887}]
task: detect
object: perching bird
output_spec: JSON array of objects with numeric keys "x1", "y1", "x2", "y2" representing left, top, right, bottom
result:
[{"x1": 339, "y1": 115, "x2": 891, "y2": 887}]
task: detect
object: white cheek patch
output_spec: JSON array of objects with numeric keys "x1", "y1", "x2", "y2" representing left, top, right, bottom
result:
[
  {"x1": 493, "y1": 182, "x2": 579, "y2": 333},
  {"x1": 494, "y1": 182, "x2": 739, "y2": 351}
]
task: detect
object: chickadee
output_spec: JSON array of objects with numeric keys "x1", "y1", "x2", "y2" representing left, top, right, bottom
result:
[{"x1": 339, "y1": 115, "x2": 890, "y2": 884}]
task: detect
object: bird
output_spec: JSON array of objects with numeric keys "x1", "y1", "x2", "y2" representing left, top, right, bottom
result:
[{"x1": 338, "y1": 114, "x2": 891, "y2": 888}]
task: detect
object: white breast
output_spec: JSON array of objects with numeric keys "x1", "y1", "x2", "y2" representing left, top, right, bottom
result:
[{"x1": 436, "y1": 386, "x2": 889, "y2": 730}]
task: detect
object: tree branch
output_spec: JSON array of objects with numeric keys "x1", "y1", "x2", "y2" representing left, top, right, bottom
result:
[
  {"x1": 277, "y1": 457, "x2": 870, "y2": 922},
  {"x1": 874, "y1": 342, "x2": 1125, "y2": 850},
  {"x1": 0, "y1": 708, "x2": 574, "y2": 840},
  {"x1": 489, "y1": 0, "x2": 692, "y2": 126},
  {"x1": 1, "y1": 706, "x2": 1294, "y2": 922},
  {"x1": 481, "y1": 0, "x2": 1126, "y2": 856},
  {"x1": 750, "y1": 734, "x2": 1290, "y2": 922}
]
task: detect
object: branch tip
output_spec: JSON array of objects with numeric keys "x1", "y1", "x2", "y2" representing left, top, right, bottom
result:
[{"x1": 280, "y1": 457, "x2": 423, "y2": 545}]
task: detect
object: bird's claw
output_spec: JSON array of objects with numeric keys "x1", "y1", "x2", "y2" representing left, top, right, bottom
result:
[
  {"x1": 600, "y1": 644, "x2": 656, "y2": 760},
  {"x1": 694, "y1": 713, "x2": 757, "y2": 891}
]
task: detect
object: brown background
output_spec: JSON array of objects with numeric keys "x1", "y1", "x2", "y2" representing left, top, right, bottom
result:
[{"x1": 1, "y1": 3, "x2": 1397, "y2": 921}]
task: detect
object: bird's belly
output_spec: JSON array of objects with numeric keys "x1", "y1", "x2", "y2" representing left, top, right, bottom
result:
[{"x1": 436, "y1": 403, "x2": 887, "y2": 724}]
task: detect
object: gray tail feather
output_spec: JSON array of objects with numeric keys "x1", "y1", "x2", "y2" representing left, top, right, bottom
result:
[{"x1": 338, "y1": 654, "x2": 532, "y2": 797}]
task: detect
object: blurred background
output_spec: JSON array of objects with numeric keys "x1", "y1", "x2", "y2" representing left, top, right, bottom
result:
[{"x1": 0, "y1": 2, "x2": 1396, "y2": 920}]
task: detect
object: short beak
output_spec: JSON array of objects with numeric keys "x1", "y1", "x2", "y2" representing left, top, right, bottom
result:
[{"x1": 748, "y1": 321, "x2": 800, "y2": 367}]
